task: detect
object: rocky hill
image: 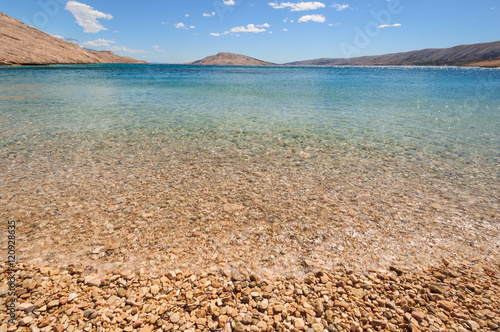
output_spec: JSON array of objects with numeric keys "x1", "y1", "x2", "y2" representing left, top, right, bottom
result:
[
  {"x1": 0, "y1": 11, "x2": 147, "y2": 66},
  {"x1": 287, "y1": 41, "x2": 500, "y2": 67},
  {"x1": 189, "y1": 52, "x2": 275, "y2": 66}
]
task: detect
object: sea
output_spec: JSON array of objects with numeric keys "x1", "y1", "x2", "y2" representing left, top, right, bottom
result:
[{"x1": 0, "y1": 64, "x2": 499, "y2": 273}]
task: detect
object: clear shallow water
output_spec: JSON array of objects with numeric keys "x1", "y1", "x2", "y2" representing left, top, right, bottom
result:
[
  {"x1": 0, "y1": 64, "x2": 499, "y2": 274},
  {"x1": 1, "y1": 65, "x2": 499, "y2": 155}
]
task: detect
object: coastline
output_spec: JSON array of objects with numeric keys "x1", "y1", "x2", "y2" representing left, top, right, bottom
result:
[{"x1": 1, "y1": 64, "x2": 499, "y2": 331}]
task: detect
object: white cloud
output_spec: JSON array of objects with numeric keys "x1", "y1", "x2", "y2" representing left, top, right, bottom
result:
[
  {"x1": 331, "y1": 3, "x2": 349, "y2": 11},
  {"x1": 51, "y1": 35, "x2": 80, "y2": 44},
  {"x1": 283, "y1": 28, "x2": 288, "y2": 31},
  {"x1": 64, "y1": 1, "x2": 113, "y2": 33},
  {"x1": 224, "y1": 0, "x2": 235, "y2": 5},
  {"x1": 51, "y1": 34, "x2": 64, "y2": 39},
  {"x1": 153, "y1": 46, "x2": 166, "y2": 53},
  {"x1": 269, "y1": 2, "x2": 325, "y2": 11},
  {"x1": 210, "y1": 23, "x2": 270, "y2": 36},
  {"x1": 379, "y1": 23, "x2": 401, "y2": 28},
  {"x1": 174, "y1": 22, "x2": 195, "y2": 29},
  {"x1": 203, "y1": 12, "x2": 216, "y2": 17},
  {"x1": 328, "y1": 23, "x2": 340, "y2": 27},
  {"x1": 82, "y1": 39, "x2": 116, "y2": 47},
  {"x1": 185, "y1": 14, "x2": 190, "y2": 17},
  {"x1": 298, "y1": 14, "x2": 325, "y2": 22},
  {"x1": 230, "y1": 23, "x2": 267, "y2": 33},
  {"x1": 110, "y1": 46, "x2": 147, "y2": 54}
]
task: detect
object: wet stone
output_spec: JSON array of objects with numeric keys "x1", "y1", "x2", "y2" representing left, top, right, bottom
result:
[{"x1": 231, "y1": 270, "x2": 244, "y2": 281}]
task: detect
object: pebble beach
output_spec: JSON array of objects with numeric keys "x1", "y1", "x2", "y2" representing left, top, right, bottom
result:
[
  {"x1": 1, "y1": 65, "x2": 499, "y2": 331},
  {"x1": 1, "y1": 260, "x2": 499, "y2": 332},
  {"x1": 1, "y1": 134, "x2": 499, "y2": 331}
]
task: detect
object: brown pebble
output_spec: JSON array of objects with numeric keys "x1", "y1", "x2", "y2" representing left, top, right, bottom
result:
[
  {"x1": 438, "y1": 300, "x2": 454, "y2": 311},
  {"x1": 54, "y1": 324, "x2": 65, "y2": 332},
  {"x1": 132, "y1": 320, "x2": 143, "y2": 328},
  {"x1": 412, "y1": 310, "x2": 425, "y2": 321}
]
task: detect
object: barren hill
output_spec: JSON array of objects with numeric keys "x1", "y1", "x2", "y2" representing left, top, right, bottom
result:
[
  {"x1": 189, "y1": 52, "x2": 275, "y2": 66},
  {"x1": 287, "y1": 41, "x2": 500, "y2": 67},
  {"x1": 0, "y1": 11, "x2": 147, "y2": 66},
  {"x1": 467, "y1": 57, "x2": 500, "y2": 68}
]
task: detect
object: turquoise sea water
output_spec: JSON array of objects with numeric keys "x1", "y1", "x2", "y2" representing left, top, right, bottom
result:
[
  {"x1": 1, "y1": 65, "x2": 499, "y2": 156},
  {"x1": 0, "y1": 64, "x2": 499, "y2": 272}
]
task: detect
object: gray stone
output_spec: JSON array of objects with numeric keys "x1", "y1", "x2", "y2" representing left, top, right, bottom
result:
[{"x1": 231, "y1": 270, "x2": 244, "y2": 281}]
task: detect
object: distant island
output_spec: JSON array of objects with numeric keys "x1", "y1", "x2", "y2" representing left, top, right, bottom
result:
[
  {"x1": 190, "y1": 41, "x2": 500, "y2": 68},
  {"x1": 187, "y1": 52, "x2": 275, "y2": 66},
  {"x1": 0, "y1": 11, "x2": 146, "y2": 66}
]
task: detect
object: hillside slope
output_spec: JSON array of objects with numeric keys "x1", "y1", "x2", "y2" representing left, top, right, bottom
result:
[
  {"x1": 286, "y1": 41, "x2": 500, "y2": 67},
  {"x1": 0, "y1": 11, "x2": 147, "y2": 66}
]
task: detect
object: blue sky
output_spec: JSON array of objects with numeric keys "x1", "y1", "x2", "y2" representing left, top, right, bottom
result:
[{"x1": 1, "y1": 0, "x2": 499, "y2": 63}]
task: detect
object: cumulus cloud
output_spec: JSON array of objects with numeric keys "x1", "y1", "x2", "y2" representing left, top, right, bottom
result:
[
  {"x1": 81, "y1": 39, "x2": 115, "y2": 47},
  {"x1": 64, "y1": 1, "x2": 113, "y2": 33},
  {"x1": 379, "y1": 23, "x2": 401, "y2": 28},
  {"x1": 298, "y1": 14, "x2": 325, "y2": 22},
  {"x1": 174, "y1": 22, "x2": 195, "y2": 29},
  {"x1": 210, "y1": 23, "x2": 270, "y2": 36},
  {"x1": 223, "y1": 0, "x2": 235, "y2": 5},
  {"x1": 268, "y1": 1, "x2": 325, "y2": 11},
  {"x1": 230, "y1": 23, "x2": 267, "y2": 33},
  {"x1": 203, "y1": 12, "x2": 216, "y2": 17},
  {"x1": 331, "y1": 3, "x2": 349, "y2": 11}
]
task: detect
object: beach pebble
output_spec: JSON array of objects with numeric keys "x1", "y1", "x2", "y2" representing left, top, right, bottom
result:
[
  {"x1": 295, "y1": 318, "x2": 306, "y2": 330},
  {"x1": 68, "y1": 293, "x2": 78, "y2": 302},
  {"x1": 19, "y1": 316, "x2": 33, "y2": 326},
  {"x1": 169, "y1": 312, "x2": 180, "y2": 323},
  {"x1": 231, "y1": 270, "x2": 244, "y2": 281},
  {"x1": 17, "y1": 302, "x2": 33, "y2": 311},
  {"x1": 84, "y1": 276, "x2": 101, "y2": 287}
]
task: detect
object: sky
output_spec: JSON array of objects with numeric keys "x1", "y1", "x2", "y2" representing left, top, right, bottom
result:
[{"x1": 1, "y1": 0, "x2": 499, "y2": 64}]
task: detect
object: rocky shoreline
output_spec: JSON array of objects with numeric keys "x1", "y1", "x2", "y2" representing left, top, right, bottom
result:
[{"x1": 1, "y1": 261, "x2": 498, "y2": 332}]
